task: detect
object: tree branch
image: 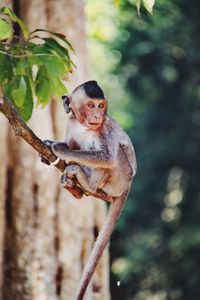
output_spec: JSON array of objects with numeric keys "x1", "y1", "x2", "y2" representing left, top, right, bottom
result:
[
  {"x1": 0, "y1": 95, "x2": 112, "y2": 203},
  {"x1": 0, "y1": 96, "x2": 67, "y2": 172}
]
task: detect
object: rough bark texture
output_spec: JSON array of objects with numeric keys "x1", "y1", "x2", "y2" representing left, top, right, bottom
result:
[{"x1": 0, "y1": 0, "x2": 110, "y2": 300}]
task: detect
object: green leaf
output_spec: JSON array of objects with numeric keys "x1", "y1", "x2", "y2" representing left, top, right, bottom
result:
[
  {"x1": 28, "y1": 40, "x2": 74, "y2": 74},
  {"x1": 42, "y1": 38, "x2": 74, "y2": 71},
  {"x1": 29, "y1": 42, "x2": 74, "y2": 75},
  {"x1": 4, "y1": 76, "x2": 33, "y2": 121},
  {"x1": 0, "y1": 7, "x2": 29, "y2": 39},
  {"x1": 19, "y1": 77, "x2": 34, "y2": 121},
  {"x1": 4, "y1": 75, "x2": 26, "y2": 107},
  {"x1": 42, "y1": 38, "x2": 70, "y2": 59},
  {"x1": 12, "y1": 76, "x2": 27, "y2": 107},
  {"x1": 0, "y1": 18, "x2": 13, "y2": 40},
  {"x1": 50, "y1": 77, "x2": 67, "y2": 97},
  {"x1": 143, "y1": 0, "x2": 155, "y2": 14},
  {"x1": 0, "y1": 53, "x2": 14, "y2": 87},
  {"x1": 45, "y1": 56, "x2": 68, "y2": 77},
  {"x1": 31, "y1": 29, "x2": 74, "y2": 51},
  {"x1": 35, "y1": 66, "x2": 51, "y2": 106},
  {"x1": 15, "y1": 59, "x2": 29, "y2": 76}
]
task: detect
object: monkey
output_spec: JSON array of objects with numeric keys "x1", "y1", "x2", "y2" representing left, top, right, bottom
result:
[{"x1": 41, "y1": 81, "x2": 137, "y2": 300}]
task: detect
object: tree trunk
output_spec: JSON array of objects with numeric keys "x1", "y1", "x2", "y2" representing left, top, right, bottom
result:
[{"x1": 0, "y1": 1, "x2": 110, "y2": 300}]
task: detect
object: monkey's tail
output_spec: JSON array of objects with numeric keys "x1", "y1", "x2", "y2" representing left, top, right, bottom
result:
[{"x1": 75, "y1": 190, "x2": 129, "y2": 300}]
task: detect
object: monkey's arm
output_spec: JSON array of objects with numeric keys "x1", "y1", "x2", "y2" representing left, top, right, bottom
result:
[{"x1": 52, "y1": 147, "x2": 115, "y2": 169}]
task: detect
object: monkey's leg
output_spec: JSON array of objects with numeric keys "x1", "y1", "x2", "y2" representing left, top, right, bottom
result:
[
  {"x1": 65, "y1": 164, "x2": 100, "y2": 194},
  {"x1": 61, "y1": 175, "x2": 84, "y2": 199},
  {"x1": 61, "y1": 167, "x2": 86, "y2": 199},
  {"x1": 62, "y1": 171, "x2": 113, "y2": 202}
]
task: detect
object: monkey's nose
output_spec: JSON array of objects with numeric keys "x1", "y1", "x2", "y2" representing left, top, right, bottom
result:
[
  {"x1": 95, "y1": 113, "x2": 101, "y2": 120},
  {"x1": 91, "y1": 114, "x2": 102, "y2": 124}
]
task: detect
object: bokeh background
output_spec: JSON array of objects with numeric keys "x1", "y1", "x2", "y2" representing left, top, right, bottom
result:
[{"x1": 87, "y1": 0, "x2": 200, "y2": 299}]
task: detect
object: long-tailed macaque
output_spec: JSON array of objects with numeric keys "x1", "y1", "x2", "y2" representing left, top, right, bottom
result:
[{"x1": 42, "y1": 81, "x2": 137, "y2": 300}]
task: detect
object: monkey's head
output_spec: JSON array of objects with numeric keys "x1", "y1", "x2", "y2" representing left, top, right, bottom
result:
[{"x1": 63, "y1": 81, "x2": 107, "y2": 130}]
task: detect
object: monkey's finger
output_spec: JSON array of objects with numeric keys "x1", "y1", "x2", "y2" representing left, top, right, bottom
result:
[
  {"x1": 43, "y1": 139, "x2": 54, "y2": 147},
  {"x1": 65, "y1": 164, "x2": 80, "y2": 175},
  {"x1": 61, "y1": 176, "x2": 74, "y2": 188}
]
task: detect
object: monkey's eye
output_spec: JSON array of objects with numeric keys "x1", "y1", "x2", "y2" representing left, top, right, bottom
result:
[
  {"x1": 98, "y1": 103, "x2": 105, "y2": 109},
  {"x1": 88, "y1": 102, "x2": 95, "y2": 108}
]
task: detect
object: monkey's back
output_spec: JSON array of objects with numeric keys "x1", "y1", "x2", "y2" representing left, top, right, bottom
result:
[{"x1": 100, "y1": 116, "x2": 137, "y2": 197}]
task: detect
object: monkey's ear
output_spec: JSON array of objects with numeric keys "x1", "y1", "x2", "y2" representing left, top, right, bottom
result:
[{"x1": 62, "y1": 95, "x2": 71, "y2": 114}]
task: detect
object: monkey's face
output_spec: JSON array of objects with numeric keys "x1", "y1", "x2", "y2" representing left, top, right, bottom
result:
[
  {"x1": 70, "y1": 89, "x2": 107, "y2": 130},
  {"x1": 83, "y1": 99, "x2": 107, "y2": 130}
]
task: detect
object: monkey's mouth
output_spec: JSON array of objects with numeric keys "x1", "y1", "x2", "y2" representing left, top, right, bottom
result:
[
  {"x1": 89, "y1": 122, "x2": 101, "y2": 125},
  {"x1": 87, "y1": 122, "x2": 102, "y2": 129}
]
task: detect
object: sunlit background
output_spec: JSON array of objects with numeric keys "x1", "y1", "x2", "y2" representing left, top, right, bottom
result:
[{"x1": 87, "y1": 0, "x2": 200, "y2": 299}]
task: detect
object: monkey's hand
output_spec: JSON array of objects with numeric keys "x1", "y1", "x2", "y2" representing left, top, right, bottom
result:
[
  {"x1": 60, "y1": 175, "x2": 74, "y2": 187},
  {"x1": 65, "y1": 164, "x2": 82, "y2": 178},
  {"x1": 51, "y1": 142, "x2": 68, "y2": 157},
  {"x1": 40, "y1": 140, "x2": 55, "y2": 165},
  {"x1": 65, "y1": 164, "x2": 99, "y2": 194},
  {"x1": 61, "y1": 166, "x2": 85, "y2": 199}
]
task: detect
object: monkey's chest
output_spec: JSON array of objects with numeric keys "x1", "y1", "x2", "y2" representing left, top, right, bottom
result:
[
  {"x1": 67, "y1": 138, "x2": 80, "y2": 150},
  {"x1": 66, "y1": 123, "x2": 101, "y2": 151}
]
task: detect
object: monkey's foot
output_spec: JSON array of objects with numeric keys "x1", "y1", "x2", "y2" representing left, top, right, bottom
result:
[
  {"x1": 66, "y1": 186, "x2": 84, "y2": 199},
  {"x1": 60, "y1": 175, "x2": 84, "y2": 199},
  {"x1": 65, "y1": 164, "x2": 81, "y2": 178},
  {"x1": 60, "y1": 175, "x2": 74, "y2": 187}
]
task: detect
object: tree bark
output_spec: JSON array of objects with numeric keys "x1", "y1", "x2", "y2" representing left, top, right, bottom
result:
[{"x1": 0, "y1": 1, "x2": 110, "y2": 300}]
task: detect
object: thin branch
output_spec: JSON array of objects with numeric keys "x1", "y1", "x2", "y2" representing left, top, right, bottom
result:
[
  {"x1": 0, "y1": 95, "x2": 112, "y2": 202},
  {"x1": 0, "y1": 95, "x2": 67, "y2": 172}
]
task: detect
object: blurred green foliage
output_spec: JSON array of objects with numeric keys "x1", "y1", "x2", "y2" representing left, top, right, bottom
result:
[{"x1": 87, "y1": 0, "x2": 200, "y2": 299}]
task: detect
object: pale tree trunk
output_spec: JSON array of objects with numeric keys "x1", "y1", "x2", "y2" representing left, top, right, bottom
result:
[{"x1": 0, "y1": 1, "x2": 110, "y2": 300}]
